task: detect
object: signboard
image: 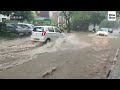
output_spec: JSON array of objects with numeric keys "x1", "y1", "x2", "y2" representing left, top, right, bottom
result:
[{"x1": 108, "y1": 11, "x2": 116, "y2": 21}]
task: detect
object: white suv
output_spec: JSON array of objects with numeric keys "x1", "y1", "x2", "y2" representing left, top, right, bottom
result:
[
  {"x1": 31, "y1": 26, "x2": 65, "y2": 43},
  {"x1": 96, "y1": 28, "x2": 109, "y2": 36}
]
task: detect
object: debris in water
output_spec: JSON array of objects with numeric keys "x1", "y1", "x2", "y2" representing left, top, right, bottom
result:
[{"x1": 41, "y1": 67, "x2": 56, "y2": 78}]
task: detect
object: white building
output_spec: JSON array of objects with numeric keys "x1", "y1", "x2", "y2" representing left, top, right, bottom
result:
[{"x1": 0, "y1": 14, "x2": 10, "y2": 22}]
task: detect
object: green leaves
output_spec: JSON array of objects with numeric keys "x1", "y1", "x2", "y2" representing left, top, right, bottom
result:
[
  {"x1": 0, "y1": 11, "x2": 36, "y2": 21},
  {"x1": 89, "y1": 11, "x2": 106, "y2": 25},
  {"x1": 100, "y1": 19, "x2": 119, "y2": 28},
  {"x1": 0, "y1": 11, "x2": 13, "y2": 16},
  {"x1": 60, "y1": 11, "x2": 74, "y2": 32},
  {"x1": 31, "y1": 11, "x2": 37, "y2": 18},
  {"x1": 70, "y1": 11, "x2": 106, "y2": 31}
]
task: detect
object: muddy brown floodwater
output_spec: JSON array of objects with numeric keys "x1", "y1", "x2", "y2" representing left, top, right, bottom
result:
[
  {"x1": 0, "y1": 33, "x2": 90, "y2": 71},
  {"x1": 0, "y1": 32, "x2": 119, "y2": 79}
]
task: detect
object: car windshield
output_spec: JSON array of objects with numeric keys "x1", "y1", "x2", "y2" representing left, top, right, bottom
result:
[
  {"x1": 23, "y1": 24, "x2": 34, "y2": 29},
  {"x1": 33, "y1": 27, "x2": 44, "y2": 32},
  {"x1": 16, "y1": 25, "x2": 24, "y2": 28},
  {"x1": 99, "y1": 28, "x2": 108, "y2": 32}
]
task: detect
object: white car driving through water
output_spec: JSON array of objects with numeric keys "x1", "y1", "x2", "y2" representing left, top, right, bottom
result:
[
  {"x1": 96, "y1": 28, "x2": 109, "y2": 36},
  {"x1": 31, "y1": 26, "x2": 66, "y2": 44}
]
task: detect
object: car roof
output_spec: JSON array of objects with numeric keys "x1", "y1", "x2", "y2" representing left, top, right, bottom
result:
[
  {"x1": 17, "y1": 23, "x2": 33, "y2": 25},
  {"x1": 34, "y1": 26, "x2": 55, "y2": 28},
  {"x1": 100, "y1": 28, "x2": 108, "y2": 29}
]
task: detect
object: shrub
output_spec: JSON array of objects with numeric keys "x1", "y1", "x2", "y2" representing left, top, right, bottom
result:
[{"x1": 59, "y1": 27, "x2": 64, "y2": 32}]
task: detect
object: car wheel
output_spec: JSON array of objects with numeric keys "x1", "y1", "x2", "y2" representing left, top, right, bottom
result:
[
  {"x1": 27, "y1": 32, "x2": 32, "y2": 36},
  {"x1": 45, "y1": 39, "x2": 51, "y2": 44}
]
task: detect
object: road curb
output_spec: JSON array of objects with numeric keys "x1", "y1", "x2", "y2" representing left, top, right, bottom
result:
[{"x1": 106, "y1": 48, "x2": 120, "y2": 79}]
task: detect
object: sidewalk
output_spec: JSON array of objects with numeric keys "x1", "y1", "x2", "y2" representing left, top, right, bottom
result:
[{"x1": 108, "y1": 49, "x2": 120, "y2": 79}]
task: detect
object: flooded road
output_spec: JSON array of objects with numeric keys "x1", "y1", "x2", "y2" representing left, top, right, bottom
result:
[
  {"x1": 0, "y1": 31, "x2": 120, "y2": 79},
  {"x1": 0, "y1": 33, "x2": 90, "y2": 71}
]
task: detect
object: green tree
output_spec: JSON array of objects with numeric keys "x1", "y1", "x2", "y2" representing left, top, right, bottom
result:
[
  {"x1": 0, "y1": 11, "x2": 35, "y2": 22},
  {"x1": 89, "y1": 11, "x2": 106, "y2": 27},
  {"x1": 13, "y1": 11, "x2": 35, "y2": 22},
  {"x1": 60, "y1": 11, "x2": 73, "y2": 33},
  {"x1": 31, "y1": 11, "x2": 37, "y2": 18},
  {"x1": 0, "y1": 11, "x2": 13, "y2": 16},
  {"x1": 100, "y1": 19, "x2": 120, "y2": 28},
  {"x1": 116, "y1": 11, "x2": 120, "y2": 17},
  {"x1": 71, "y1": 11, "x2": 91, "y2": 31},
  {"x1": 71, "y1": 11, "x2": 106, "y2": 31},
  {"x1": 0, "y1": 11, "x2": 36, "y2": 31}
]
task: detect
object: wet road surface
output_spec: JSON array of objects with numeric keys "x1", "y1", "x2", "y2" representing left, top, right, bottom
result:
[{"x1": 0, "y1": 31, "x2": 120, "y2": 79}]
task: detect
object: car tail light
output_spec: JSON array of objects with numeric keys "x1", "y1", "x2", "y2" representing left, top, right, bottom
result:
[{"x1": 42, "y1": 31, "x2": 46, "y2": 36}]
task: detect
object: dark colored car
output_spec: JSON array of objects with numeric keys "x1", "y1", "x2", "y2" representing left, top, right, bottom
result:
[
  {"x1": 108, "y1": 28, "x2": 113, "y2": 33},
  {"x1": 6, "y1": 24, "x2": 19, "y2": 34},
  {"x1": 6, "y1": 23, "x2": 34, "y2": 36},
  {"x1": 17, "y1": 23, "x2": 35, "y2": 35}
]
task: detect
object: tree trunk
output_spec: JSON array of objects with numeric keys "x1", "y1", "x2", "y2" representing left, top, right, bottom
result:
[
  {"x1": 93, "y1": 23, "x2": 95, "y2": 27},
  {"x1": 93, "y1": 23, "x2": 96, "y2": 33},
  {"x1": 64, "y1": 19, "x2": 67, "y2": 30},
  {"x1": 67, "y1": 19, "x2": 71, "y2": 33}
]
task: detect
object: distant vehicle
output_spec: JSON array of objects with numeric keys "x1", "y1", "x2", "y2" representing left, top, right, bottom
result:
[
  {"x1": 96, "y1": 28, "x2": 109, "y2": 36},
  {"x1": 108, "y1": 28, "x2": 113, "y2": 33},
  {"x1": 31, "y1": 26, "x2": 65, "y2": 44},
  {"x1": 6, "y1": 23, "x2": 34, "y2": 36}
]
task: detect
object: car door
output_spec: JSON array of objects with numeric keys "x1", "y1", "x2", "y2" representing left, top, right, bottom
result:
[
  {"x1": 54, "y1": 27, "x2": 63, "y2": 38},
  {"x1": 47, "y1": 27, "x2": 56, "y2": 41}
]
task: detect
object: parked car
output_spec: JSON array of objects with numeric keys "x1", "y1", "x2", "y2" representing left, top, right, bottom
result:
[
  {"x1": 6, "y1": 23, "x2": 34, "y2": 36},
  {"x1": 96, "y1": 28, "x2": 109, "y2": 36},
  {"x1": 17, "y1": 23, "x2": 35, "y2": 35},
  {"x1": 17, "y1": 23, "x2": 35, "y2": 31},
  {"x1": 31, "y1": 26, "x2": 66, "y2": 43},
  {"x1": 6, "y1": 24, "x2": 18, "y2": 34}
]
